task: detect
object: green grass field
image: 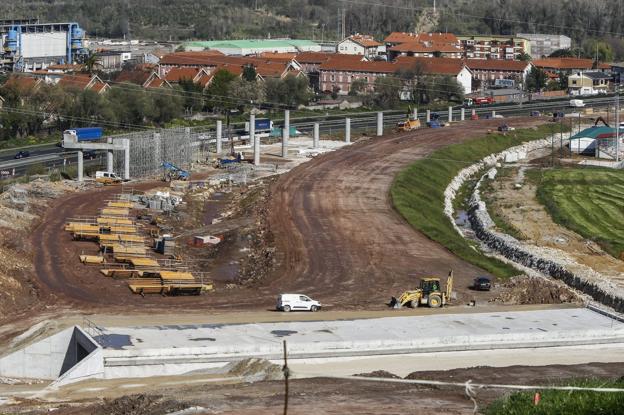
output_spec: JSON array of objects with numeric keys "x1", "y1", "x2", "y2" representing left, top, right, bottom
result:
[
  {"x1": 391, "y1": 124, "x2": 560, "y2": 278},
  {"x1": 534, "y1": 167, "x2": 624, "y2": 259},
  {"x1": 486, "y1": 379, "x2": 624, "y2": 415}
]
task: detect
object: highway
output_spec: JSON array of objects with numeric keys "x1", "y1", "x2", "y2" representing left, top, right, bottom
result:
[{"x1": 0, "y1": 95, "x2": 615, "y2": 179}]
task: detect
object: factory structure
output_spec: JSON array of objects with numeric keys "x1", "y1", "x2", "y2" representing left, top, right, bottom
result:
[{"x1": 0, "y1": 19, "x2": 89, "y2": 72}]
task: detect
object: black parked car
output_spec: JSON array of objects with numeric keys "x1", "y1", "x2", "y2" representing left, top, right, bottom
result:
[
  {"x1": 472, "y1": 277, "x2": 492, "y2": 291},
  {"x1": 14, "y1": 150, "x2": 30, "y2": 159}
]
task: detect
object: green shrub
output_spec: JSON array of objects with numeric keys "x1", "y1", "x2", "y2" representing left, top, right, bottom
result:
[{"x1": 486, "y1": 378, "x2": 624, "y2": 415}]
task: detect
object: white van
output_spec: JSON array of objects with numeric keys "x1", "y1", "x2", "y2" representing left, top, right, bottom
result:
[
  {"x1": 569, "y1": 99, "x2": 585, "y2": 108},
  {"x1": 276, "y1": 294, "x2": 321, "y2": 312},
  {"x1": 95, "y1": 171, "x2": 122, "y2": 185}
]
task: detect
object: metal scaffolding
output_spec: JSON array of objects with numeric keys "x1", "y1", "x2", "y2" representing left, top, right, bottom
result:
[{"x1": 112, "y1": 126, "x2": 215, "y2": 179}]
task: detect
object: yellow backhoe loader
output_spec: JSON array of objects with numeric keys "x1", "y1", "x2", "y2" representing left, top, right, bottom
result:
[
  {"x1": 390, "y1": 271, "x2": 454, "y2": 308},
  {"x1": 396, "y1": 118, "x2": 421, "y2": 132}
]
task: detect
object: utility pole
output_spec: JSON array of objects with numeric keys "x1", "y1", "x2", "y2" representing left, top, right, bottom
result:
[
  {"x1": 433, "y1": 0, "x2": 437, "y2": 13},
  {"x1": 282, "y1": 340, "x2": 290, "y2": 415}
]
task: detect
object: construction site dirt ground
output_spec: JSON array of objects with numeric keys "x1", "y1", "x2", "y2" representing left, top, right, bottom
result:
[
  {"x1": 484, "y1": 155, "x2": 624, "y2": 287},
  {"x1": 1, "y1": 118, "x2": 555, "y2": 339},
  {"x1": 4, "y1": 362, "x2": 624, "y2": 414}
]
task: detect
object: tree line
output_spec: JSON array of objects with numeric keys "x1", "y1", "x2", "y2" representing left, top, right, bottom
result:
[
  {"x1": 0, "y1": 68, "x2": 312, "y2": 140},
  {"x1": 2, "y1": 0, "x2": 623, "y2": 58}
]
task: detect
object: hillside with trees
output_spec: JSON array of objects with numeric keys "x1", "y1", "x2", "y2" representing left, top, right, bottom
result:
[{"x1": 1, "y1": 0, "x2": 623, "y2": 58}]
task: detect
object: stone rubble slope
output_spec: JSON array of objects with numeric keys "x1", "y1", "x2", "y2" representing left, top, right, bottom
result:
[{"x1": 444, "y1": 131, "x2": 624, "y2": 313}]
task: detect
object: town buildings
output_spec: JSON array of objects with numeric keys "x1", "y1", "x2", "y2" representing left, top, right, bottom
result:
[
  {"x1": 464, "y1": 59, "x2": 533, "y2": 90},
  {"x1": 568, "y1": 71, "x2": 611, "y2": 95},
  {"x1": 458, "y1": 35, "x2": 531, "y2": 60},
  {"x1": 384, "y1": 32, "x2": 462, "y2": 60},
  {"x1": 336, "y1": 34, "x2": 384, "y2": 59},
  {"x1": 517, "y1": 34, "x2": 572, "y2": 58},
  {"x1": 532, "y1": 57, "x2": 595, "y2": 73},
  {"x1": 319, "y1": 56, "x2": 472, "y2": 95}
]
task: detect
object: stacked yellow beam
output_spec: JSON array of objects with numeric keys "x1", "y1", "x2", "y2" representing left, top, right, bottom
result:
[
  {"x1": 107, "y1": 201, "x2": 134, "y2": 209},
  {"x1": 101, "y1": 208, "x2": 130, "y2": 217},
  {"x1": 97, "y1": 217, "x2": 134, "y2": 226}
]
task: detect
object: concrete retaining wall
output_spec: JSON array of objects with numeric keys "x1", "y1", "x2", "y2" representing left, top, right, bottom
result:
[{"x1": 0, "y1": 326, "x2": 103, "y2": 386}]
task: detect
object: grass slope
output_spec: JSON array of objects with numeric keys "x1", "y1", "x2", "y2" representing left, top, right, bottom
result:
[
  {"x1": 486, "y1": 379, "x2": 624, "y2": 415},
  {"x1": 391, "y1": 125, "x2": 557, "y2": 278},
  {"x1": 534, "y1": 167, "x2": 624, "y2": 258}
]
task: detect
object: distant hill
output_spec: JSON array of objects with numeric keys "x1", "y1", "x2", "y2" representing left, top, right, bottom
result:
[{"x1": 0, "y1": 0, "x2": 621, "y2": 47}]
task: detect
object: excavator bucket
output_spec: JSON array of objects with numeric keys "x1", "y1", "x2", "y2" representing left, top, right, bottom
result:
[{"x1": 389, "y1": 296, "x2": 401, "y2": 309}]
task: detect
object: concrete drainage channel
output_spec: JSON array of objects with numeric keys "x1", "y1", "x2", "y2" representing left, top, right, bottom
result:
[
  {"x1": 444, "y1": 132, "x2": 624, "y2": 313},
  {"x1": 2, "y1": 308, "x2": 624, "y2": 388}
]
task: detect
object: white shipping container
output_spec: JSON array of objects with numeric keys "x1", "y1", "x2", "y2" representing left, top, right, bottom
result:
[{"x1": 21, "y1": 32, "x2": 67, "y2": 58}]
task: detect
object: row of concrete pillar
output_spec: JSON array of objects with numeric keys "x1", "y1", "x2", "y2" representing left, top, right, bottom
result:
[
  {"x1": 215, "y1": 111, "x2": 387, "y2": 166},
  {"x1": 215, "y1": 107, "x2": 496, "y2": 167}
]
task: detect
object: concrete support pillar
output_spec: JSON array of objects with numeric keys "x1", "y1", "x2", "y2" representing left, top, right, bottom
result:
[
  {"x1": 376, "y1": 112, "x2": 383, "y2": 136},
  {"x1": 123, "y1": 139, "x2": 130, "y2": 180},
  {"x1": 412, "y1": 107, "x2": 418, "y2": 120},
  {"x1": 461, "y1": 107, "x2": 465, "y2": 121},
  {"x1": 426, "y1": 110, "x2": 431, "y2": 123},
  {"x1": 216, "y1": 120, "x2": 223, "y2": 155},
  {"x1": 106, "y1": 137, "x2": 113, "y2": 173},
  {"x1": 448, "y1": 106, "x2": 453, "y2": 122},
  {"x1": 77, "y1": 150, "x2": 84, "y2": 182},
  {"x1": 282, "y1": 109, "x2": 290, "y2": 158},
  {"x1": 251, "y1": 114, "x2": 259, "y2": 166},
  {"x1": 345, "y1": 118, "x2": 351, "y2": 143},
  {"x1": 491, "y1": 110, "x2": 496, "y2": 118},
  {"x1": 313, "y1": 123, "x2": 320, "y2": 149}
]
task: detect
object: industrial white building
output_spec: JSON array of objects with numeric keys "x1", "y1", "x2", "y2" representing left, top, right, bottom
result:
[
  {"x1": 182, "y1": 39, "x2": 321, "y2": 56},
  {"x1": 0, "y1": 19, "x2": 89, "y2": 72}
]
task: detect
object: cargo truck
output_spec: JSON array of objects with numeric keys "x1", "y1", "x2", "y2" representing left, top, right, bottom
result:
[{"x1": 62, "y1": 127, "x2": 104, "y2": 147}]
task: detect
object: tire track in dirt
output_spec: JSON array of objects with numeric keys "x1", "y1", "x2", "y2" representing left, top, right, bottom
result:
[
  {"x1": 26, "y1": 118, "x2": 544, "y2": 313},
  {"x1": 264, "y1": 118, "x2": 545, "y2": 308}
]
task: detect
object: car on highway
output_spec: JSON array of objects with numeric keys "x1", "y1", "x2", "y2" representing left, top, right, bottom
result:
[
  {"x1": 14, "y1": 150, "x2": 30, "y2": 159},
  {"x1": 83, "y1": 150, "x2": 98, "y2": 160},
  {"x1": 276, "y1": 294, "x2": 321, "y2": 312},
  {"x1": 472, "y1": 277, "x2": 492, "y2": 291}
]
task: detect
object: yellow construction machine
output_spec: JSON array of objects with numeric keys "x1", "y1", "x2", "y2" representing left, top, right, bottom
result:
[
  {"x1": 390, "y1": 271, "x2": 454, "y2": 308},
  {"x1": 396, "y1": 106, "x2": 421, "y2": 132},
  {"x1": 396, "y1": 118, "x2": 421, "y2": 132}
]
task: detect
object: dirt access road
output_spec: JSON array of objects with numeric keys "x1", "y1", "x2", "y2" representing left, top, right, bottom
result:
[
  {"x1": 7, "y1": 362, "x2": 624, "y2": 414},
  {"x1": 25, "y1": 118, "x2": 543, "y2": 317},
  {"x1": 263, "y1": 117, "x2": 545, "y2": 308}
]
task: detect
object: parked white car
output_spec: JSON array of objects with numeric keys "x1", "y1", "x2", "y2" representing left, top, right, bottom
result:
[
  {"x1": 569, "y1": 99, "x2": 585, "y2": 108},
  {"x1": 276, "y1": 294, "x2": 321, "y2": 312}
]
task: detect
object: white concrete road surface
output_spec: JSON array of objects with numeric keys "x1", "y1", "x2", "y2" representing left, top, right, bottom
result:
[{"x1": 92, "y1": 307, "x2": 624, "y2": 380}]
